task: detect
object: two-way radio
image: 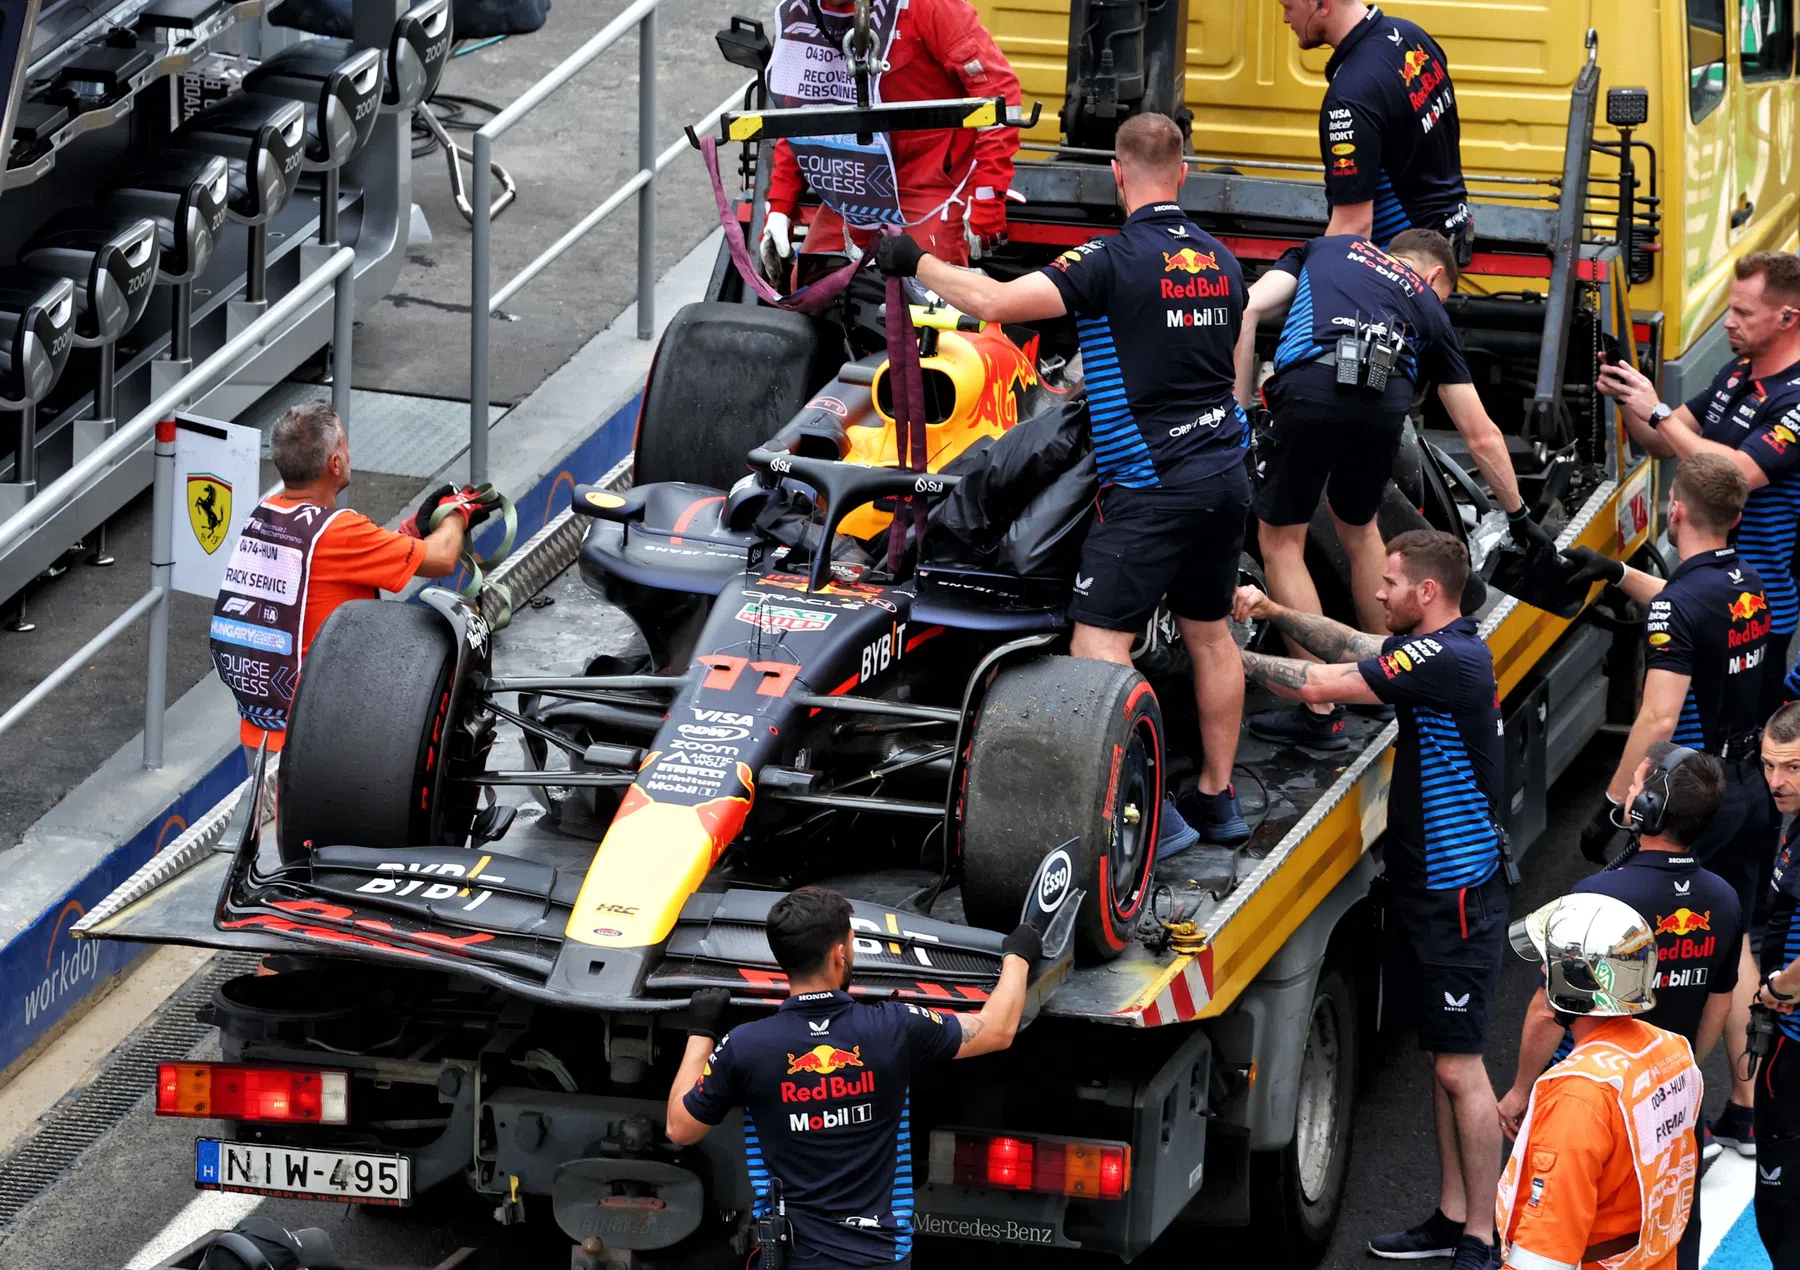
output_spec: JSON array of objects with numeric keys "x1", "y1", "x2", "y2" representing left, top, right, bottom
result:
[
  {"x1": 755, "y1": 1178, "x2": 792, "y2": 1269},
  {"x1": 1335, "y1": 312, "x2": 1411, "y2": 392}
]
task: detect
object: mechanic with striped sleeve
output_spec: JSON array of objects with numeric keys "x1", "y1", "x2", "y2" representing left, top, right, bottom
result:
[
  {"x1": 1561, "y1": 456, "x2": 1772, "y2": 1152},
  {"x1": 876, "y1": 111, "x2": 1254, "y2": 852},
  {"x1": 1233, "y1": 529, "x2": 1505, "y2": 1270},
  {"x1": 1275, "y1": 1, "x2": 1472, "y2": 255},
  {"x1": 666, "y1": 887, "x2": 1036, "y2": 1269},
  {"x1": 1599, "y1": 252, "x2": 1800, "y2": 720}
]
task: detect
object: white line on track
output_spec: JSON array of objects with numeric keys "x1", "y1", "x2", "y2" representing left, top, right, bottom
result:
[
  {"x1": 1701, "y1": 1150, "x2": 1769, "y2": 1269},
  {"x1": 123, "y1": 1192, "x2": 263, "y2": 1269}
]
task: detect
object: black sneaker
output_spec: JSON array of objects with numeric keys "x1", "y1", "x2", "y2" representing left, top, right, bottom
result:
[
  {"x1": 1368, "y1": 1210, "x2": 1461, "y2": 1260},
  {"x1": 1248, "y1": 703, "x2": 1351, "y2": 751},
  {"x1": 1711, "y1": 1102, "x2": 1756, "y2": 1156},
  {"x1": 1449, "y1": 1236, "x2": 1498, "y2": 1270}
]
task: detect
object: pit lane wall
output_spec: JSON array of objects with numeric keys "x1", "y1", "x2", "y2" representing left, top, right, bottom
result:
[{"x1": 0, "y1": 232, "x2": 721, "y2": 1081}]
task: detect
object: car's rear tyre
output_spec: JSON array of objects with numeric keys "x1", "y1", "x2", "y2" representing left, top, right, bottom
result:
[
  {"x1": 632, "y1": 302, "x2": 840, "y2": 492},
  {"x1": 960, "y1": 655, "x2": 1162, "y2": 963},
  {"x1": 1248, "y1": 966, "x2": 1359, "y2": 1267},
  {"x1": 277, "y1": 601, "x2": 466, "y2": 859}
]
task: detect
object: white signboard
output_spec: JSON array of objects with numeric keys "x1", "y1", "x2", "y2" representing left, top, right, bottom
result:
[{"x1": 172, "y1": 413, "x2": 262, "y2": 598}]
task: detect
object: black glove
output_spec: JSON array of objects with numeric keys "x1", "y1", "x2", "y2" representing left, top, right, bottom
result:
[
  {"x1": 875, "y1": 233, "x2": 925, "y2": 278},
  {"x1": 1560, "y1": 545, "x2": 1626, "y2": 588},
  {"x1": 1001, "y1": 923, "x2": 1043, "y2": 964},
  {"x1": 1579, "y1": 799, "x2": 1625, "y2": 865},
  {"x1": 686, "y1": 987, "x2": 730, "y2": 1040},
  {"x1": 401, "y1": 483, "x2": 456, "y2": 539},
  {"x1": 1508, "y1": 506, "x2": 1555, "y2": 558}
]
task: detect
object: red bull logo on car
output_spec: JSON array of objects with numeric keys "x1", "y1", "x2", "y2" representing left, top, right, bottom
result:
[{"x1": 787, "y1": 1044, "x2": 864, "y2": 1076}]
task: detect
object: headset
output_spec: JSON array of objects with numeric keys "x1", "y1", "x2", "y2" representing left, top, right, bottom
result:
[{"x1": 1624, "y1": 745, "x2": 1702, "y2": 838}]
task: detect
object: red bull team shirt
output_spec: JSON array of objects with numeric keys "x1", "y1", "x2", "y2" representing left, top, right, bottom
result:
[
  {"x1": 1569, "y1": 853, "x2": 1741, "y2": 1043},
  {"x1": 1038, "y1": 203, "x2": 1247, "y2": 489},
  {"x1": 1321, "y1": 7, "x2": 1471, "y2": 247},
  {"x1": 1686, "y1": 356, "x2": 1800, "y2": 638},
  {"x1": 684, "y1": 988, "x2": 963, "y2": 1263},
  {"x1": 1643, "y1": 547, "x2": 1771, "y2": 751}
]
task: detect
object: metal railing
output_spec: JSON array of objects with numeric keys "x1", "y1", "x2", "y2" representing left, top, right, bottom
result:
[
  {"x1": 466, "y1": 0, "x2": 750, "y2": 484},
  {"x1": 0, "y1": 248, "x2": 356, "y2": 768}
]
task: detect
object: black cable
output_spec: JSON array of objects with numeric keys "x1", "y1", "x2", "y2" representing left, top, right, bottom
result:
[{"x1": 412, "y1": 93, "x2": 507, "y2": 159}]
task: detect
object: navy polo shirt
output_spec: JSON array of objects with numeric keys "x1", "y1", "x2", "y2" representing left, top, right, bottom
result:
[
  {"x1": 1040, "y1": 202, "x2": 1247, "y2": 489},
  {"x1": 1571, "y1": 852, "x2": 1741, "y2": 1041},
  {"x1": 1357, "y1": 617, "x2": 1502, "y2": 889},
  {"x1": 1643, "y1": 548, "x2": 1771, "y2": 751},
  {"x1": 1685, "y1": 355, "x2": 1800, "y2": 635},
  {"x1": 1321, "y1": 7, "x2": 1471, "y2": 246},
  {"x1": 1765, "y1": 821, "x2": 1800, "y2": 1042},
  {"x1": 1267, "y1": 235, "x2": 1473, "y2": 385},
  {"x1": 684, "y1": 989, "x2": 962, "y2": 1264}
]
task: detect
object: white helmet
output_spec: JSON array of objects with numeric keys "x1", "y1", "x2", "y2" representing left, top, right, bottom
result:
[{"x1": 1509, "y1": 892, "x2": 1657, "y2": 1017}]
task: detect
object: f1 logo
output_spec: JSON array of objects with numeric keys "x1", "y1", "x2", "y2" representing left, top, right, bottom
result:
[{"x1": 221, "y1": 597, "x2": 256, "y2": 616}]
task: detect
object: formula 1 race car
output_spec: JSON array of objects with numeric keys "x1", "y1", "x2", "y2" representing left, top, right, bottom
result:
[{"x1": 252, "y1": 289, "x2": 1167, "y2": 1024}]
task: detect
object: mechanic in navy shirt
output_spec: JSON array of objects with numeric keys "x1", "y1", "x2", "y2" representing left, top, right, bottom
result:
[
  {"x1": 1749, "y1": 704, "x2": 1800, "y2": 1264},
  {"x1": 877, "y1": 111, "x2": 1254, "y2": 850},
  {"x1": 1496, "y1": 744, "x2": 1740, "y2": 1270},
  {"x1": 1600, "y1": 251, "x2": 1800, "y2": 719},
  {"x1": 1276, "y1": 1, "x2": 1471, "y2": 253},
  {"x1": 1233, "y1": 529, "x2": 1504, "y2": 1267},
  {"x1": 1233, "y1": 231, "x2": 1547, "y2": 751},
  {"x1": 667, "y1": 887, "x2": 1036, "y2": 1268}
]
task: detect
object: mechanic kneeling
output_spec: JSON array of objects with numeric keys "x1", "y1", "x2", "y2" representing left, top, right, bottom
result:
[
  {"x1": 208, "y1": 402, "x2": 493, "y2": 764},
  {"x1": 876, "y1": 111, "x2": 1254, "y2": 853},
  {"x1": 1234, "y1": 229, "x2": 1547, "y2": 751},
  {"x1": 666, "y1": 887, "x2": 1037, "y2": 1268},
  {"x1": 1751, "y1": 702, "x2": 1800, "y2": 1264}
]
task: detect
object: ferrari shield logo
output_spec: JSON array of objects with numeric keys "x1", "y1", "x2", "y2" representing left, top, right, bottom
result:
[{"x1": 187, "y1": 474, "x2": 232, "y2": 554}]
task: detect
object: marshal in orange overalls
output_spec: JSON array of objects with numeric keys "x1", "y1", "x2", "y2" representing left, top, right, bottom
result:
[{"x1": 1497, "y1": 1017, "x2": 1700, "y2": 1270}]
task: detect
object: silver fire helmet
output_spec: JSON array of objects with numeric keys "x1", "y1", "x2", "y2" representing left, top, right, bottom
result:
[{"x1": 1508, "y1": 892, "x2": 1657, "y2": 1018}]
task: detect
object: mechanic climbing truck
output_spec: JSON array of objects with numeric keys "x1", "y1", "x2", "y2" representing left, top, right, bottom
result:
[{"x1": 77, "y1": 1, "x2": 1758, "y2": 1264}]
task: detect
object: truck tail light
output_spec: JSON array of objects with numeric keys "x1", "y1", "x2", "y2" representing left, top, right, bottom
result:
[
  {"x1": 928, "y1": 1129, "x2": 1130, "y2": 1200},
  {"x1": 156, "y1": 1062, "x2": 349, "y2": 1125}
]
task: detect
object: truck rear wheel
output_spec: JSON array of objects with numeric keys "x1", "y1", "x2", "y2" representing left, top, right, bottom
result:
[
  {"x1": 277, "y1": 601, "x2": 469, "y2": 860},
  {"x1": 960, "y1": 655, "x2": 1162, "y2": 963},
  {"x1": 632, "y1": 302, "x2": 839, "y2": 492},
  {"x1": 1249, "y1": 966, "x2": 1359, "y2": 1266}
]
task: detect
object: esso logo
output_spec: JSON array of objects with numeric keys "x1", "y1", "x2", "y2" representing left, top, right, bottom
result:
[
  {"x1": 679, "y1": 723, "x2": 749, "y2": 741},
  {"x1": 1036, "y1": 849, "x2": 1074, "y2": 912}
]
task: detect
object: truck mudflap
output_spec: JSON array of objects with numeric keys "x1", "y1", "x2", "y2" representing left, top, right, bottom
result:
[{"x1": 552, "y1": 1159, "x2": 705, "y2": 1250}]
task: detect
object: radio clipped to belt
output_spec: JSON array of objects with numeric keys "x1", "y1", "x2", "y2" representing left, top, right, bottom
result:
[
  {"x1": 755, "y1": 1177, "x2": 792, "y2": 1269},
  {"x1": 1335, "y1": 312, "x2": 1411, "y2": 393}
]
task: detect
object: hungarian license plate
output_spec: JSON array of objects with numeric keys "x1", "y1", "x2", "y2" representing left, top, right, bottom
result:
[{"x1": 195, "y1": 1138, "x2": 412, "y2": 1205}]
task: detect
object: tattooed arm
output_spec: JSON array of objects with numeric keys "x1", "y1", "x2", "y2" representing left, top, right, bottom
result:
[
  {"x1": 1241, "y1": 650, "x2": 1383, "y2": 707},
  {"x1": 1233, "y1": 586, "x2": 1384, "y2": 663}
]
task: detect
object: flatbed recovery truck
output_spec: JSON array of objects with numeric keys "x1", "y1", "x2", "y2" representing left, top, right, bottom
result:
[{"x1": 69, "y1": 3, "x2": 1706, "y2": 1264}]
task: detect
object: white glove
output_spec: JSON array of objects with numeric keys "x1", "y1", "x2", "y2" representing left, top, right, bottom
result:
[{"x1": 759, "y1": 211, "x2": 793, "y2": 285}]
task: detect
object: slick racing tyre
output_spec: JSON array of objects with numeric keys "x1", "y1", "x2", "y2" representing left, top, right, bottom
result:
[
  {"x1": 960, "y1": 655, "x2": 1163, "y2": 963},
  {"x1": 277, "y1": 601, "x2": 470, "y2": 860},
  {"x1": 632, "y1": 302, "x2": 838, "y2": 492}
]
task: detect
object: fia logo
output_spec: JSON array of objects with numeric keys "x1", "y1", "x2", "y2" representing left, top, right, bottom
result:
[{"x1": 1443, "y1": 991, "x2": 1470, "y2": 1012}]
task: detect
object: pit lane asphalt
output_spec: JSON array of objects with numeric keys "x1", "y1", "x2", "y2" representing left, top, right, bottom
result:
[{"x1": 0, "y1": 572, "x2": 1693, "y2": 1270}]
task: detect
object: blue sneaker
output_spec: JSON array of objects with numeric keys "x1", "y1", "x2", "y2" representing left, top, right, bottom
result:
[
  {"x1": 1156, "y1": 796, "x2": 1199, "y2": 860},
  {"x1": 1187, "y1": 784, "x2": 1251, "y2": 845}
]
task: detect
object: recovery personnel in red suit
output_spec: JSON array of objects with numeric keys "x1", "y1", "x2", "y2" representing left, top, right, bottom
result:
[{"x1": 757, "y1": 0, "x2": 1021, "y2": 277}]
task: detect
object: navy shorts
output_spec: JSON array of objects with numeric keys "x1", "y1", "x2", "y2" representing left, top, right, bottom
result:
[
  {"x1": 1070, "y1": 467, "x2": 1250, "y2": 630},
  {"x1": 1380, "y1": 868, "x2": 1507, "y2": 1055}
]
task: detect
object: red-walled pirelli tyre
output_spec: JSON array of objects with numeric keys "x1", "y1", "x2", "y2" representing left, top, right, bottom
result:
[{"x1": 960, "y1": 655, "x2": 1163, "y2": 963}]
